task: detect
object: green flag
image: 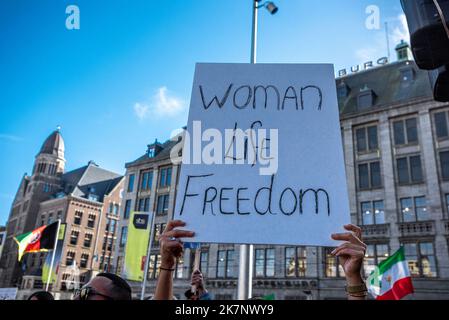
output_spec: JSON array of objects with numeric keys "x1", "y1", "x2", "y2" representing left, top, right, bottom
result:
[{"x1": 124, "y1": 211, "x2": 151, "y2": 282}]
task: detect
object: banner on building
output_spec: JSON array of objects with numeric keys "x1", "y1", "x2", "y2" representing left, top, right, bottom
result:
[
  {"x1": 174, "y1": 63, "x2": 351, "y2": 246},
  {"x1": 124, "y1": 211, "x2": 151, "y2": 282},
  {"x1": 42, "y1": 223, "x2": 67, "y2": 285}
]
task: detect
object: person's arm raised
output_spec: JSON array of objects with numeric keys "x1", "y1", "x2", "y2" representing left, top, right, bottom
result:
[
  {"x1": 154, "y1": 220, "x2": 195, "y2": 300},
  {"x1": 331, "y1": 224, "x2": 368, "y2": 300}
]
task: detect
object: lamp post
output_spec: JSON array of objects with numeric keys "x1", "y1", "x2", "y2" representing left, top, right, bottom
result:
[{"x1": 237, "y1": 0, "x2": 278, "y2": 301}]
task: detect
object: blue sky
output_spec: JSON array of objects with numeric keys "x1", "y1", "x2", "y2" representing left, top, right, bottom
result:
[{"x1": 0, "y1": 0, "x2": 409, "y2": 225}]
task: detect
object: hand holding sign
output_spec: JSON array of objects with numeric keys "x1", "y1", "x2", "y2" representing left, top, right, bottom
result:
[{"x1": 159, "y1": 220, "x2": 194, "y2": 269}]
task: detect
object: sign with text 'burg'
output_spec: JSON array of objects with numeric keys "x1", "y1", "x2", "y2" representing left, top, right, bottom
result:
[{"x1": 174, "y1": 63, "x2": 350, "y2": 246}]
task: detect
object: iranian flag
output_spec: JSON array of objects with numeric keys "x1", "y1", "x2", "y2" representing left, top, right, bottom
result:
[
  {"x1": 14, "y1": 222, "x2": 59, "y2": 261},
  {"x1": 367, "y1": 247, "x2": 414, "y2": 300}
]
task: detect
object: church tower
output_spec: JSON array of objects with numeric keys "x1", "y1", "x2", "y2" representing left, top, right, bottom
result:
[{"x1": 0, "y1": 128, "x2": 66, "y2": 287}]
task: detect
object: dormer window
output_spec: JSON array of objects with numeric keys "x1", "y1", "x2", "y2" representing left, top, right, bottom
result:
[
  {"x1": 148, "y1": 147, "x2": 155, "y2": 158},
  {"x1": 357, "y1": 86, "x2": 376, "y2": 110},
  {"x1": 337, "y1": 82, "x2": 350, "y2": 99}
]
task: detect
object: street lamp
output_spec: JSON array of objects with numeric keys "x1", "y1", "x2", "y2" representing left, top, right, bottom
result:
[
  {"x1": 263, "y1": 1, "x2": 279, "y2": 14},
  {"x1": 237, "y1": 0, "x2": 278, "y2": 301}
]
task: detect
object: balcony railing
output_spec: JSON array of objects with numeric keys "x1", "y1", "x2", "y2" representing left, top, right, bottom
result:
[
  {"x1": 361, "y1": 224, "x2": 390, "y2": 238},
  {"x1": 399, "y1": 221, "x2": 435, "y2": 237}
]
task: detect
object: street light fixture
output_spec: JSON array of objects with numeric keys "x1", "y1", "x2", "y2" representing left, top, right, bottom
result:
[{"x1": 256, "y1": 0, "x2": 279, "y2": 14}]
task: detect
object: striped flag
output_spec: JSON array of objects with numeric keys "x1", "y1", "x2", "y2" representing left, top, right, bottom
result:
[
  {"x1": 367, "y1": 247, "x2": 414, "y2": 300},
  {"x1": 14, "y1": 222, "x2": 59, "y2": 261}
]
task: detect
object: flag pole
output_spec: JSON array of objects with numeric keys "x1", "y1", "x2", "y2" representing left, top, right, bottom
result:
[
  {"x1": 191, "y1": 248, "x2": 201, "y2": 294},
  {"x1": 140, "y1": 212, "x2": 156, "y2": 300},
  {"x1": 45, "y1": 219, "x2": 61, "y2": 292}
]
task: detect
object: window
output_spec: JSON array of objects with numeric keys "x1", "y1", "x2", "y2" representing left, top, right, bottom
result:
[
  {"x1": 217, "y1": 250, "x2": 235, "y2": 278},
  {"x1": 439, "y1": 151, "x2": 449, "y2": 180},
  {"x1": 324, "y1": 248, "x2": 344, "y2": 278},
  {"x1": 43, "y1": 183, "x2": 51, "y2": 193},
  {"x1": 364, "y1": 244, "x2": 389, "y2": 277},
  {"x1": 152, "y1": 223, "x2": 166, "y2": 247},
  {"x1": 402, "y1": 243, "x2": 437, "y2": 277},
  {"x1": 74, "y1": 211, "x2": 83, "y2": 225},
  {"x1": 80, "y1": 253, "x2": 89, "y2": 268},
  {"x1": 355, "y1": 126, "x2": 378, "y2": 153},
  {"x1": 156, "y1": 194, "x2": 170, "y2": 215},
  {"x1": 87, "y1": 214, "x2": 96, "y2": 228},
  {"x1": 140, "y1": 171, "x2": 154, "y2": 191},
  {"x1": 393, "y1": 118, "x2": 418, "y2": 146},
  {"x1": 123, "y1": 200, "x2": 131, "y2": 219},
  {"x1": 361, "y1": 200, "x2": 385, "y2": 225},
  {"x1": 397, "y1": 156, "x2": 423, "y2": 184},
  {"x1": 83, "y1": 233, "x2": 93, "y2": 248},
  {"x1": 108, "y1": 219, "x2": 117, "y2": 234},
  {"x1": 200, "y1": 251, "x2": 209, "y2": 273},
  {"x1": 159, "y1": 167, "x2": 172, "y2": 188},
  {"x1": 70, "y1": 230, "x2": 79, "y2": 245},
  {"x1": 120, "y1": 227, "x2": 128, "y2": 247},
  {"x1": 358, "y1": 162, "x2": 382, "y2": 189},
  {"x1": 400, "y1": 196, "x2": 428, "y2": 222},
  {"x1": 137, "y1": 197, "x2": 150, "y2": 212},
  {"x1": 434, "y1": 111, "x2": 449, "y2": 138},
  {"x1": 57, "y1": 210, "x2": 62, "y2": 220},
  {"x1": 116, "y1": 256, "x2": 124, "y2": 275},
  {"x1": 148, "y1": 254, "x2": 162, "y2": 279},
  {"x1": 175, "y1": 256, "x2": 184, "y2": 279},
  {"x1": 127, "y1": 174, "x2": 135, "y2": 193},
  {"x1": 285, "y1": 247, "x2": 307, "y2": 277},
  {"x1": 47, "y1": 212, "x2": 54, "y2": 224},
  {"x1": 66, "y1": 251, "x2": 75, "y2": 266},
  {"x1": 113, "y1": 204, "x2": 119, "y2": 215},
  {"x1": 255, "y1": 248, "x2": 275, "y2": 278}
]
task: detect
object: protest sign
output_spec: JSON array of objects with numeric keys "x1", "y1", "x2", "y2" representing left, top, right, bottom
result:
[{"x1": 174, "y1": 63, "x2": 350, "y2": 246}]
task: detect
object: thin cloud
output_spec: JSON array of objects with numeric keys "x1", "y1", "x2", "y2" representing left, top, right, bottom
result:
[
  {"x1": 354, "y1": 14, "x2": 411, "y2": 65},
  {"x1": 134, "y1": 87, "x2": 185, "y2": 120},
  {"x1": 134, "y1": 102, "x2": 150, "y2": 120},
  {"x1": 0, "y1": 134, "x2": 23, "y2": 142}
]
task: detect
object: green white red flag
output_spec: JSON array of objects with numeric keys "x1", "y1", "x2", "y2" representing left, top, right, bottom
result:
[{"x1": 367, "y1": 247, "x2": 414, "y2": 300}]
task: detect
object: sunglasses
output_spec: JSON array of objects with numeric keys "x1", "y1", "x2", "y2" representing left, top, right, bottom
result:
[{"x1": 74, "y1": 286, "x2": 115, "y2": 301}]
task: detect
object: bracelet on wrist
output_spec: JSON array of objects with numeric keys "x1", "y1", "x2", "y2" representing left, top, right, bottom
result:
[{"x1": 160, "y1": 267, "x2": 175, "y2": 272}]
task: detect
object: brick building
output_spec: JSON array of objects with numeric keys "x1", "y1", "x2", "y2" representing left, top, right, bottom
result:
[{"x1": 0, "y1": 129, "x2": 124, "y2": 299}]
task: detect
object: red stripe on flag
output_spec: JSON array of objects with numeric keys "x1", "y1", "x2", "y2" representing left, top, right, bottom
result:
[{"x1": 377, "y1": 277, "x2": 414, "y2": 300}]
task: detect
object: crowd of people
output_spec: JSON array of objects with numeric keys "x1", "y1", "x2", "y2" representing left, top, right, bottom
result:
[{"x1": 28, "y1": 221, "x2": 368, "y2": 301}]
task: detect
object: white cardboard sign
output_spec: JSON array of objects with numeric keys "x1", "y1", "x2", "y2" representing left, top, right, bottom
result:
[{"x1": 174, "y1": 63, "x2": 350, "y2": 246}]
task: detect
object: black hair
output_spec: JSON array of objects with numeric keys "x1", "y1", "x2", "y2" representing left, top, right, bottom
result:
[
  {"x1": 28, "y1": 291, "x2": 55, "y2": 301},
  {"x1": 96, "y1": 272, "x2": 132, "y2": 300}
]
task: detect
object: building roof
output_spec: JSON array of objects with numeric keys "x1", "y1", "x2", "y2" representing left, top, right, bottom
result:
[
  {"x1": 125, "y1": 139, "x2": 179, "y2": 169},
  {"x1": 39, "y1": 129, "x2": 65, "y2": 157},
  {"x1": 58, "y1": 162, "x2": 123, "y2": 203},
  {"x1": 337, "y1": 60, "x2": 433, "y2": 117}
]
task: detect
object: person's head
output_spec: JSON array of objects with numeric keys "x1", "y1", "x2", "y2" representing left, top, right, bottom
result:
[
  {"x1": 28, "y1": 291, "x2": 54, "y2": 301},
  {"x1": 73, "y1": 272, "x2": 132, "y2": 300}
]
